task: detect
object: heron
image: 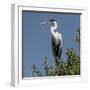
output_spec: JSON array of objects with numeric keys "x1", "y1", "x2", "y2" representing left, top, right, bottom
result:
[{"x1": 40, "y1": 19, "x2": 63, "y2": 66}]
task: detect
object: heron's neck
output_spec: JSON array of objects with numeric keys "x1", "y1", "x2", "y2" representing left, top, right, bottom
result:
[{"x1": 50, "y1": 27, "x2": 57, "y2": 36}]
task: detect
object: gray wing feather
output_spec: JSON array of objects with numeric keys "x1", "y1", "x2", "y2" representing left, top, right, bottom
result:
[{"x1": 51, "y1": 36, "x2": 62, "y2": 60}]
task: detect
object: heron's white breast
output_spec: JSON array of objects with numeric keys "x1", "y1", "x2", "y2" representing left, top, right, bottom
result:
[
  {"x1": 53, "y1": 32, "x2": 60, "y2": 39},
  {"x1": 52, "y1": 32, "x2": 61, "y2": 44}
]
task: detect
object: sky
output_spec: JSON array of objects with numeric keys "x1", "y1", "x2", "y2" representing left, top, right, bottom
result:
[{"x1": 22, "y1": 10, "x2": 80, "y2": 77}]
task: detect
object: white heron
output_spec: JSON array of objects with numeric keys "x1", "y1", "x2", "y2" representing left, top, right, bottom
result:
[{"x1": 40, "y1": 19, "x2": 63, "y2": 65}]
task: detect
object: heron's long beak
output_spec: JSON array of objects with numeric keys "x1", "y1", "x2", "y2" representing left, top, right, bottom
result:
[{"x1": 40, "y1": 21, "x2": 49, "y2": 25}]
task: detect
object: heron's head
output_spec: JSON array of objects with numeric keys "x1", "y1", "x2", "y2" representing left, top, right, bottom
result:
[{"x1": 40, "y1": 19, "x2": 58, "y2": 30}]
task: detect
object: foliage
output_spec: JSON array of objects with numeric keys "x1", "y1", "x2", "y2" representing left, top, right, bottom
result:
[
  {"x1": 76, "y1": 28, "x2": 80, "y2": 50},
  {"x1": 32, "y1": 28, "x2": 80, "y2": 77}
]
